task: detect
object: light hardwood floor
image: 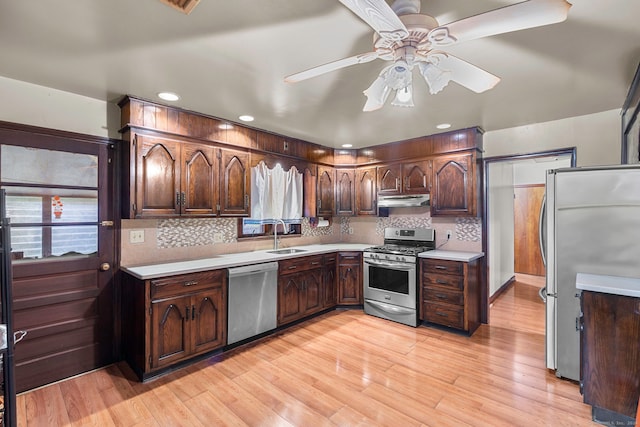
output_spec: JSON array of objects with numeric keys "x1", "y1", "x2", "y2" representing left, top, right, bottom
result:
[{"x1": 16, "y1": 276, "x2": 599, "y2": 426}]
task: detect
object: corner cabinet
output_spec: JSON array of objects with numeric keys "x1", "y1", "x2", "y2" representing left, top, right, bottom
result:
[
  {"x1": 337, "y1": 252, "x2": 363, "y2": 305},
  {"x1": 122, "y1": 270, "x2": 227, "y2": 380},
  {"x1": 420, "y1": 257, "x2": 481, "y2": 334},
  {"x1": 123, "y1": 133, "x2": 250, "y2": 218},
  {"x1": 431, "y1": 152, "x2": 477, "y2": 216}
]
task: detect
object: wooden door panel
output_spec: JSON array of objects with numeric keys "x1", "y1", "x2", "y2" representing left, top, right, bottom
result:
[
  {"x1": 355, "y1": 167, "x2": 376, "y2": 216},
  {"x1": 403, "y1": 160, "x2": 431, "y2": 194},
  {"x1": 137, "y1": 135, "x2": 180, "y2": 216},
  {"x1": 278, "y1": 276, "x2": 303, "y2": 325},
  {"x1": 514, "y1": 185, "x2": 545, "y2": 276},
  {"x1": 335, "y1": 169, "x2": 354, "y2": 216},
  {"x1": 152, "y1": 298, "x2": 188, "y2": 368},
  {"x1": 182, "y1": 144, "x2": 217, "y2": 215},
  {"x1": 192, "y1": 288, "x2": 225, "y2": 353},
  {"x1": 317, "y1": 166, "x2": 334, "y2": 217},
  {"x1": 377, "y1": 164, "x2": 401, "y2": 195},
  {"x1": 303, "y1": 270, "x2": 323, "y2": 314},
  {"x1": 219, "y1": 149, "x2": 249, "y2": 216}
]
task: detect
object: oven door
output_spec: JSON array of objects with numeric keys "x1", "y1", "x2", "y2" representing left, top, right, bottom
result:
[{"x1": 363, "y1": 258, "x2": 416, "y2": 309}]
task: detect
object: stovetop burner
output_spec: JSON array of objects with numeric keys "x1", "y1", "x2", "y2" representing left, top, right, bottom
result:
[
  {"x1": 365, "y1": 244, "x2": 432, "y2": 256},
  {"x1": 365, "y1": 227, "x2": 436, "y2": 256}
]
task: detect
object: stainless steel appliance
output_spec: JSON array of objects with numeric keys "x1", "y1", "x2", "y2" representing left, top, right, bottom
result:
[
  {"x1": 541, "y1": 166, "x2": 640, "y2": 381},
  {"x1": 227, "y1": 262, "x2": 278, "y2": 345},
  {"x1": 364, "y1": 227, "x2": 435, "y2": 327}
]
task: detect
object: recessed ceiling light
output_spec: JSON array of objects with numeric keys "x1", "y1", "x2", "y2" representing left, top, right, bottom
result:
[
  {"x1": 218, "y1": 123, "x2": 234, "y2": 130},
  {"x1": 341, "y1": 144, "x2": 353, "y2": 148},
  {"x1": 157, "y1": 92, "x2": 180, "y2": 102},
  {"x1": 436, "y1": 123, "x2": 452, "y2": 130},
  {"x1": 239, "y1": 115, "x2": 254, "y2": 122}
]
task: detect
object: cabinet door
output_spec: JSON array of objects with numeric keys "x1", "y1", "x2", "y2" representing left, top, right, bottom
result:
[
  {"x1": 135, "y1": 135, "x2": 181, "y2": 217},
  {"x1": 431, "y1": 153, "x2": 475, "y2": 216},
  {"x1": 151, "y1": 296, "x2": 189, "y2": 369},
  {"x1": 322, "y1": 259, "x2": 337, "y2": 308},
  {"x1": 181, "y1": 143, "x2": 217, "y2": 216},
  {"x1": 278, "y1": 274, "x2": 304, "y2": 325},
  {"x1": 355, "y1": 167, "x2": 377, "y2": 216},
  {"x1": 219, "y1": 149, "x2": 250, "y2": 216},
  {"x1": 376, "y1": 163, "x2": 401, "y2": 195},
  {"x1": 402, "y1": 160, "x2": 431, "y2": 194},
  {"x1": 335, "y1": 169, "x2": 355, "y2": 216},
  {"x1": 303, "y1": 269, "x2": 323, "y2": 314},
  {"x1": 190, "y1": 288, "x2": 226, "y2": 354},
  {"x1": 317, "y1": 165, "x2": 335, "y2": 217},
  {"x1": 302, "y1": 163, "x2": 317, "y2": 218},
  {"x1": 338, "y1": 254, "x2": 362, "y2": 305}
]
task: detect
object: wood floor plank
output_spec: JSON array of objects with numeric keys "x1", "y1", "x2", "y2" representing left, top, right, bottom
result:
[{"x1": 15, "y1": 279, "x2": 599, "y2": 426}]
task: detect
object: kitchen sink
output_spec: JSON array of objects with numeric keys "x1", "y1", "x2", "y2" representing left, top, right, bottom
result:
[{"x1": 266, "y1": 248, "x2": 307, "y2": 255}]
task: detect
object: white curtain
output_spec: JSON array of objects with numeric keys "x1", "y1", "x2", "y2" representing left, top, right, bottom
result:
[{"x1": 251, "y1": 162, "x2": 303, "y2": 221}]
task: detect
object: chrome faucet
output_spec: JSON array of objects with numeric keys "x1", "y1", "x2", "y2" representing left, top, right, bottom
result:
[{"x1": 273, "y1": 219, "x2": 287, "y2": 250}]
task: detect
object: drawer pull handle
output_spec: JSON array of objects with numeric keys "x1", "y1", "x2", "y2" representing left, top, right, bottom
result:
[
  {"x1": 185, "y1": 306, "x2": 190, "y2": 320},
  {"x1": 288, "y1": 265, "x2": 298, "y2": 270},
  {"x1": 311, "y1": 262, "x2": 320, "y2": 266},
  {"x1": 435, "y1": 293, "x2": 448, "y2": 299},
  {"x1": 435, "y1": 266, "x2": 447, "y2": 270},
  {"x1": 436, "y1": 279, "x2": 448, "y2": 285},
  {"x1": 343, "y1": 256, "x2": 356, "y2": 260},
  {"x1": 436, "y1": 311, "x2": 448, "y2": 318},
  {"x1": 183, "y1": 281, "x2": 199, "y2": 286}
]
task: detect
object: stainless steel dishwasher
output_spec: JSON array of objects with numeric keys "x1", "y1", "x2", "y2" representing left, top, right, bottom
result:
[{"x1": 227, "y1": 261, "x2": 279, "y2": 345}]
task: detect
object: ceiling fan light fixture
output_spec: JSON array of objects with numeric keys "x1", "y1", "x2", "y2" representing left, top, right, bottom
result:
[
  {"x1": 418, "y1": 62, "x2": 451, "y2": 95},
  {"x1": 363, "y1": 76, "x2": 391, "y2": 112},
  {"x1": 391, "y1": 85, "x2": 414, "y2": 107}
]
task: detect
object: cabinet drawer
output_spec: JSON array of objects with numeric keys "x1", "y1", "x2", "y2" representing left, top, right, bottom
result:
[
  {"x1": 151, "y1": 270, "x2": 224, "y2": 299},
  {"x1": 422, "y1": 273, "x2": 464, "y2": 291},
  {"x1": 424, "y1": 287, "x2": 464, "y2": 306},
  {"x1": 422, "y1": 259, "x2": 463, "y2": 276},
  {"x1": 423, "y1": 302, "x2": 464, "y2": 329},
  {"x1": 338, "y1": 252, "x2": 361, "y2": 264},
  {"x1": 279, "y1": 255, "x2": 324, "y2": 275}
]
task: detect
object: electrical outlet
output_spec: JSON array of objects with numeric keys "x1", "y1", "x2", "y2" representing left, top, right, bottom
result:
[
  {"x1": 129, "y1": 229, "x2": 145, "y2": 244},
  {"x1": 213, "y1": 233, "x2": 223, "y2": 243},
  {"x1": 348, "y1": 227, "x2": 354, "y2": 235},
  {"x1": 446, "y1": 230, "x2": 452, "y2": 240}
]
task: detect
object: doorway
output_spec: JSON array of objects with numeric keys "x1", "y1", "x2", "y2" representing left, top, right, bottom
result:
[
  {"x1": 483, "y1": 149, "x2": 575, "y2": 311},
  {"x1": 0, "y1": 123, "x2": 117, "y2": 392}
]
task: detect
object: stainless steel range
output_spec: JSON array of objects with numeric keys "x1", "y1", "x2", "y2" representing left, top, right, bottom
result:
[{"x1": 363, "y1": 227, "x2": 435, "y2": 327}]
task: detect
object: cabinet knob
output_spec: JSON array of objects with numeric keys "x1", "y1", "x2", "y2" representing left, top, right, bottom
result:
[{"x1": 100, "y1": 263, "x2": 111, "y2": 271}]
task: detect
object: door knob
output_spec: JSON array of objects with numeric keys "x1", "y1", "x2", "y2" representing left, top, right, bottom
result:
[{"x1": 100, "y1": 263, "x2": 111, "y2": 271}]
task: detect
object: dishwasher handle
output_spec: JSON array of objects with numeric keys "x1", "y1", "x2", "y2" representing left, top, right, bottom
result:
[{"x1": 228, "y1": 261, "x2": 279, "y2": 278}]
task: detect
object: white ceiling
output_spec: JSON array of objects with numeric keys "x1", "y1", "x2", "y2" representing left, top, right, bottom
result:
[{"x1": 1, "y1": 0, "x2": 638, "y2": 148}]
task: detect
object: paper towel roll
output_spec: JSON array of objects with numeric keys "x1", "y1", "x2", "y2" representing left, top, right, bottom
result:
[{"x1": 317, "y1": 219, "x2": 330, "y2": 228}]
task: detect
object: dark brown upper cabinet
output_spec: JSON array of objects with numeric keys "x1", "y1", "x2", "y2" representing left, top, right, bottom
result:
[
  {"x1": 317, "y1": 165, "x2": 335, "y2": 217},
  {"x1": 219, "y1": 148, "x2": 250, "y2": 217},
  {"x1": 355, "y1": 167, "x2": 377, "y2": 216},
  {"x1": 126, "y1": 134, "x2": 249, "y2": 218},
  {"x1": 335, "y1": 169, "x2": 355, "y2": 216},
  {"x1": 431, "y1": 152, "x2": 476, "y2": 216},
  {"x1": 377, "y1": 163, "x2": 402, "y2": 195},
  {"x1": 377, "y1": 160, "x2": 431, "y2": 196}
]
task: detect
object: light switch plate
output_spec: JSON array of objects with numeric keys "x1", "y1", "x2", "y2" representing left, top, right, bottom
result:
[{"x1": 129, "y1": 229, "x2": 145, "y2": 244}]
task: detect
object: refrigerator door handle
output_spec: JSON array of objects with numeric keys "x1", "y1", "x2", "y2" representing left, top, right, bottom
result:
[
  {"x1": 538, "y1": 286, "x2": 547, "y2": 303},
  {"x1": 538, "y1": 194, "x2": 547, "y2": 267}
]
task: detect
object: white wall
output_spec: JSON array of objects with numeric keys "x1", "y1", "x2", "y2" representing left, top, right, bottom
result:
[
  {"x1": 0, "y1": 76, "x2": 120, "y2": 139},
  {"x1": 484, "y1": 109, "x2": 621, "y2": 167},
  {"x1": 488, "y1": 161, "x2": 515, "y2": 296}
]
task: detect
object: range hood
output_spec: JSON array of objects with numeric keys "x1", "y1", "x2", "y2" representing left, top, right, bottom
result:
[{"x1": 377, "y1": 194, "x2": 430, "y2": 208}]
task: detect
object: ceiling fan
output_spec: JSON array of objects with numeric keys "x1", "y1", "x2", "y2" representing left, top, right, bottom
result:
[{"x1": 285, "y1": 0, "x2": 571, "y2": 111}]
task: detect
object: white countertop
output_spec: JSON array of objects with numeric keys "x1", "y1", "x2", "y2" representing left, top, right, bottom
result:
[
  {"x1": 121, "y1": 243, "x2": 372, "y2": 280},
  {"x1": 418, "y1": 250, "x2": 484, "y2": 262},
  {"x1": 576, "y1": 273, "x2": 640, "y2": 298}
]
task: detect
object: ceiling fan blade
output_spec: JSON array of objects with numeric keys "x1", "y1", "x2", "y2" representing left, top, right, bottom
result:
[
  {"x1": 339, "y1": 0, "x2": 409, "y2": 41},
  {"x1": 285, "y1": 51, "x2": 379, "y2": 83},
  {"x1": 424, "y1": 53, "x2": 501, "y2": 93},
  {"x1": 426, "y1": 0, "x2": 571, "y2": 47}
]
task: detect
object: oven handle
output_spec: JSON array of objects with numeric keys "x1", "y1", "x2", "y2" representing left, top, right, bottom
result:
[{"x1": 364, "y1": 259, "x2": 415, "y2": 271}]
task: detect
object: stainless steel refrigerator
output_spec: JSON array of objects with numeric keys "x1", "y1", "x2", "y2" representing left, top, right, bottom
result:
[{"x1": 542, "y1": 165, "x2": 640, "y2": 381}]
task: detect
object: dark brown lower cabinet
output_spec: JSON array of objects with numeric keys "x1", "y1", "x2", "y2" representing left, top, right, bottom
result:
[
  {"x1": 122, "y1": 270, "x2": 226, "y2": 380},
  {"x1": 420, "y1": 257, "x2": 481, "y2": 335},
  {"x1": 277, "y1": 255, "x2": 328, "y2": 326},
  {"x1": 322, "y1": 254, "x2": 337, "y2": 308},
  {"x1": 337, "y1": 252, "x2": 362, "y2": 305},
  {"x1": 581, "y1": 291, "x2": 640, "y2": 421}
]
